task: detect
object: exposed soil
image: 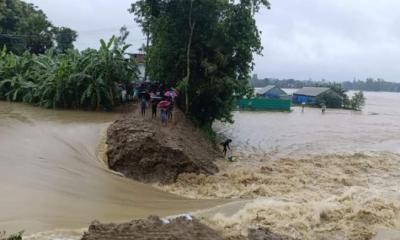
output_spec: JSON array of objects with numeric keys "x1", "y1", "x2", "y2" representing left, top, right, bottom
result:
[
  {"x1": 80, "y1": 216, "x2": 297, "y2": 240},
  {"x1": 81, "y1": 216, "x2": 224, "y2": 240},
  {"x1": 106, "y1": 107, "x2": 219, "y2": 184}
]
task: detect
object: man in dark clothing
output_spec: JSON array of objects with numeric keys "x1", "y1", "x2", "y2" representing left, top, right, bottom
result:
[
  {"x1": 151, "y1": 99, "x2": 158, "y2": 118},
  {"x1": 140, "y1": 97, "x2": 147, "y2": 116},
  {"x1": 221, "y1": 139, "x2": 232, "y2": 157}
]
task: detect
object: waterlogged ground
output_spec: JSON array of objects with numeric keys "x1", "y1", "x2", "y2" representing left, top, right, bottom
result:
[{"x1": 158, "y1": 91, "x2": 400, "y2": 239}]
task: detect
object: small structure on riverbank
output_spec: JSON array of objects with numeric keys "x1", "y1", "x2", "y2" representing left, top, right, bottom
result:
[
  {"x1": 237, "y1": 86, "x2": 291, "y2": 111},
  {"x1": 255, "y1": 85, "x2": 289, "y2": 99},
  {"x1": 292, "y1": 87, "x2": 331, "y2": 105}
]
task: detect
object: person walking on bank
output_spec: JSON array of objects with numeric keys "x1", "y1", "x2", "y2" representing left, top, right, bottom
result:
[{"x1": 140, "y1": 96, "x2": 147, "y2": 116}]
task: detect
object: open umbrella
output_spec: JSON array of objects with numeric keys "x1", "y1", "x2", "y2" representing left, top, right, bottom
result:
[
  {"x1": 157, "y1": 100, "x2": 171, "y2": 109},
  {"x1": 164, "y1": 89, "x2": 178, "y2": 98}
]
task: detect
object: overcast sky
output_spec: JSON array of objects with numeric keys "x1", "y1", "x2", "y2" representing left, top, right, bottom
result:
[{"x1": 25, "y1": 0, "x2": 400, "y2": 82}]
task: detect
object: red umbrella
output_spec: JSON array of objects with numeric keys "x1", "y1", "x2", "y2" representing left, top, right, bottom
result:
[
  {"x1": 164, "y1": 90, "x2": 178, "y2": 97},
  {"x1": 157, "y1": 100, "x2": 171, "y2": 109}
]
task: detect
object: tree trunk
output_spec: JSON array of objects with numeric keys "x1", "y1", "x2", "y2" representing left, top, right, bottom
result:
[
  {"x1": 144, "y1": 32, "x2": 149, "y2": 82},
  {"x1": 185, "y1": 0, "x2": 195, "y2": 114}
]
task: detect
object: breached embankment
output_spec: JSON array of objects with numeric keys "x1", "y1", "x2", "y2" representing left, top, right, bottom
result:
[
  {"x1": 106, "y1": 111, "x2": 219, "y2": 184},
  {"x1": 81, "y1": 216, "x2": 223, "y2": 240}
]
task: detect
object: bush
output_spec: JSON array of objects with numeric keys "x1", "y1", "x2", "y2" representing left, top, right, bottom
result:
[
  {"x1": 350, "y1": 91, "x2": 366, "y2": 111},
  {"x1": 0, "y1": 231, "x2": 23, "y2": 240},
  {"x1": 316, "y1": 90, "x2": 343, "y2": 108},
  {"x1": 0, "y1": 36, "x2": 139, "y2": 110}
]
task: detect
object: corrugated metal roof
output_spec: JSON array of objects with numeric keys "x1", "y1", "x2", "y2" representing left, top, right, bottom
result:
[
  {"x1": 255, "y1": 85, "x2": 276, "y2": 95},
  {"x1": 293, "y1": 87, "x2": 330, "y2": 97}
]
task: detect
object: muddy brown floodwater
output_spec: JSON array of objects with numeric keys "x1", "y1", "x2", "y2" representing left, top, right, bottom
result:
[
  {"x1": 159, "y1": 91, "x2": 400, "y2": 239},
  {"x1": 0, "y1": 102, "x2": 224, "y2": 239},
  {"x1": 1, "y1": 91, "x2": 400, "y2": 240}
]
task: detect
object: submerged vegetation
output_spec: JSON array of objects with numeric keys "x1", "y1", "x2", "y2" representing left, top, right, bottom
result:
[
  {"x1": 0, "y1": 231, "x2": 22, "y2": 240},
  {"x1": 0, "y1": 37, "x2": 138, "y2": 110}
]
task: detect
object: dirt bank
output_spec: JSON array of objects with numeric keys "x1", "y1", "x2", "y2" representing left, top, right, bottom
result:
[
  {"x1": 106, "y1": 109, "x2": 219, "y2": 184},
  {"x1": 81, "y1": 216, "x2": 296, "y2": 240},
  {"x1": 81, "y1": 216, "x2": 223, "y2": 240}
]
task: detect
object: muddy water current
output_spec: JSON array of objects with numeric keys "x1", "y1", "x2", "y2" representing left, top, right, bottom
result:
[
  {"x1": 162, "y1": 91, "x2": 400, "y2": 239},
  {"x1": 1, "y1": 91, "x2": 400, "y2": 240},
  {"x1": 0, "y1": 102, "x2": 222, "y2": 239},
  {"x1": 215, "y1": 91, "x2": 400, "y2": 159}
]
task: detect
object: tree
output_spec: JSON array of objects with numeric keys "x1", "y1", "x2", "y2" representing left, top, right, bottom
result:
[
  {"x1": 316, "y1": 90, "x2": 342, "y2": 108},
  {"x1": 0, "y1": 36, "x2": 139, "y2": 110},
  {"x1": 0, "y1": 0, "x2": 76, "y2": 54},
  {"x1": 130, "y1": 0, "x2": 270, "y2": 127},
  {"x1": 54, "y1": 27, "x2": 78, "y2": 53},
  {"x1": 350, "y1": 91, "x2": 366, "y2": 111}
]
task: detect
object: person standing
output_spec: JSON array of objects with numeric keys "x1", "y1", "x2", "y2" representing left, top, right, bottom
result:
[
  {"x1": 140, "y1": 96, "x2": 147, "y2": 116},
  {"x1": 160, "y1": 108, "x2": 168, "y2": 126},
  {"x1": 321, "y1": 103, "x2": 326, "y2": 114},
  {"x1": 151, "y1": 98, "x2": 158, "y2": 118},
  {"x1": 221, "y1": 139, "x2": 232, "y2": 159},
  {"x1": 167, "y1": 98, "x2": 174, "y2": 120}
]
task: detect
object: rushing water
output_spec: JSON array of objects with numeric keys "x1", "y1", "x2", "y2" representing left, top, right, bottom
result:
[
  {"x1": 0, "y1": 102, "x2": 221, "y2": 237},
  {"x1": 162, "y1": 91, "x2": 400, "y2": 239},
  {"x1": 216, "y1": 91, "x2": 400, "y2": 159},
  {"x1": 1, "y1": 91, "x2": 400, "y2": 240}
]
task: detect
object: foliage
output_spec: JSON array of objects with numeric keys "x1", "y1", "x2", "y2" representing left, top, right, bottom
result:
[
  {"x1": 0, "y1": 0, "x2": 77, "y2": 54},
  {"x1": 342, "y1": 78, "x2": 400, "y2": 92},
  {"x1": 0, "y1": 231, "x2": 23, "y2": 240},
  {"x1": 54, "y1": 27, "x2": 78, "y2": 53},
  {"x1": 0, "y1": 36, "x2": 139, "y2": 110},
  {"x1": 350, "y1": 91, "x2": 366, "y2": 111},
  {"x1": 316, "y1": 90, "x2": 342, "y2": 108},
  {"x1": 130, "y1": 0, "x2": 270, "y2": 126}
]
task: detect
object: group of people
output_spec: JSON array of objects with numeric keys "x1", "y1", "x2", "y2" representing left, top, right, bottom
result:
[{"x1": 138, "y1": 84, "x2": 177, "y2": 126}]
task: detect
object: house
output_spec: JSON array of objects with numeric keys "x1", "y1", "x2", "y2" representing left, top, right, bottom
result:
[
  {"x1": 292, "y1": 87, "x2": 331, "y2": 104},
  {"x1": 255, "y1": 85, "x2": 288, "y2": 99},
  {"x1": 131, "y1": 53, "x2": 146, "y2": 81}
]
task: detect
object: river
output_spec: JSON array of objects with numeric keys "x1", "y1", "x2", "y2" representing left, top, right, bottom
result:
[
  {"x1": 216, "y1": 91, "x2": 400, "y2": 159},
  {"x1": 1, "y1": 91, "x2": 400, "y2": 239},
  {"x1": 0, "y1": 102, "x2": 221, "y2": 239}
]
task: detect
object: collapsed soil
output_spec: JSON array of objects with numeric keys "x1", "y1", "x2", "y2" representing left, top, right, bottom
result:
[
  {"x1": 81, "y1": 216, "x2": 223, "y2": 240},
  {"x1": 80, "y1": 216, "x2": 296, "y2": 240},
  {"x1": 106, "y1": 108, "x2": 219, "y2": 184}
]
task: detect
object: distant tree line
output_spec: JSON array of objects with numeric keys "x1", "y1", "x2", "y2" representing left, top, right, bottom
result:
[
  {"x1": 0, "y1": 0, "x2": 77, "y2": 54},
  {"x1": 251, "y1": 75, "x2": 400, "y2": 92},
  {"x1": 342, "y1": 78, "x2": 400, "y2": 92}
]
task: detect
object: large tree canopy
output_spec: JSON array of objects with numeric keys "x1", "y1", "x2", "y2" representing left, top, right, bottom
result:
[
  {"x1": 130, "y1": 0, "x2": 270, "y2": 126},
  {"x1": 0, "y1": 0, "x2": 77, "y2": 54}
]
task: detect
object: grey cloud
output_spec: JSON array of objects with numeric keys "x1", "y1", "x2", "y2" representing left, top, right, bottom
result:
[{"x1": 25, "y1": 0, "x2": 400, "y2": 82}]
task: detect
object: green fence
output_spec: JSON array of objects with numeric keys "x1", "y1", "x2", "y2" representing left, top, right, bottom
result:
[{"x1": 237, "y1": 98, "x2": 291, "y2": 111}]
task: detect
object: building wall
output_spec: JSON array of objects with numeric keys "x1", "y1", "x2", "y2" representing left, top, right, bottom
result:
[
  {"x1": 292, "y1": 94, "x2": 317, "y2": 104},
  {"x1": 138, "y1": 64, "x2": 145, "y2": 81}
]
